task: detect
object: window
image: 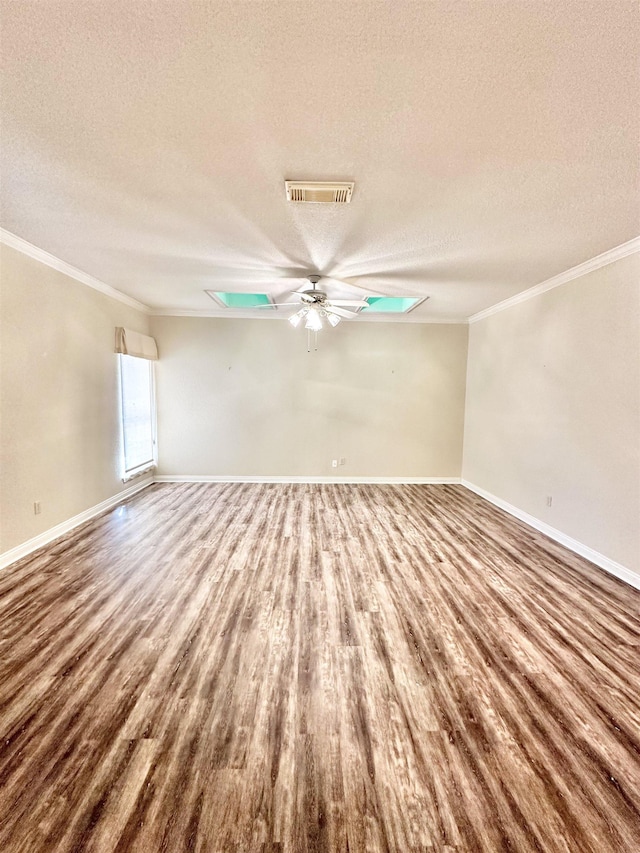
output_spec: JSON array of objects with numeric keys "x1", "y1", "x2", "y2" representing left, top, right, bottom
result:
[{"x1": 119, "y1": 354, "x2": 156, "y2": 477}]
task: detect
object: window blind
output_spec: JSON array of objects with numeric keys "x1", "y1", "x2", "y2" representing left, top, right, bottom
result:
[{"x1": 115, "y1": 327, "x2": 158, "y2": 360}]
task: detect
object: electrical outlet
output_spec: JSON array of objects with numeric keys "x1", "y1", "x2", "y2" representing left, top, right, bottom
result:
[
  {"x1": 332, "y1": 459, "x2": 338, "y2": 468},
  {"x1": 340, "y1": 457, "x2": 346, "y2": 466},
  {"x1": 33, "y1": 501, "x2": 41, "y2": 515},
  {"x1": 546, "y1": 496, "x2": 553, "y2": 507}
]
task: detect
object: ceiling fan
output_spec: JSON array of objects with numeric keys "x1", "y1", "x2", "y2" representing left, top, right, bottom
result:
[{"x1": 257, "y1": 275, "x2": 369, "y2": 331}]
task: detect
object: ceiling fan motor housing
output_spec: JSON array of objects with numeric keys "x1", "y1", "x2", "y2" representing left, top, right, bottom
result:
[
  {"x1": 301, "y1": 277, "x2": 327, "y2": 304},
  {"x1": 301, "y1": 292, "x2": 327, "y2": 302}
]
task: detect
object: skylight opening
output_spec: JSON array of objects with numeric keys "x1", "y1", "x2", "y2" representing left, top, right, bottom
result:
[
  {"x1": 206, "y1": 292, "x2": 274, "y2": 309},
  {"x1": 361, "y1": 296, "x2": 422, "y2": 313}
]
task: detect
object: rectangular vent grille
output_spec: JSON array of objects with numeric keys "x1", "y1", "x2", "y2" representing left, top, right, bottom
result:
[{"x1": 285, "y1": 181, "x2": 354, "y2": 204}]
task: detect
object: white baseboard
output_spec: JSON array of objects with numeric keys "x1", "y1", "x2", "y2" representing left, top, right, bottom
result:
[
  {"x1": 461, "y1": 480, "x2": 640, "y2": 591},
  {"x1": 154, "y1": 475, "x2": 461, "y2": 485},
  {"x1": 0, "y1": 478, "x2": 154, "y2": 570},
  {"x1": 4, "y1": 476, "x2": 636, "y2": 590}
]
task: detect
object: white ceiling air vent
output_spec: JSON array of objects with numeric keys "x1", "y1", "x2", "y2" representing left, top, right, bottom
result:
[{"x1": 285, "y1": 181, "x2": 354, "y2": 203}]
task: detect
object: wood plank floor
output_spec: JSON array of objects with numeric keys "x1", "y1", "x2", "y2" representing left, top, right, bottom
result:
[{"x1": 0, "y1": 483, "x2": 639, "y2": 852}]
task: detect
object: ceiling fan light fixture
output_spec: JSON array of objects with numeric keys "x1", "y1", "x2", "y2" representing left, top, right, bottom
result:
[
  {"x1": 327, "y1": 312, "x2": 341, "y2": 327},
  {"x1": 288, "y1": 308, "x2": 307, "y2": 327},
  {"x1": 305, "y1": 308, "x2": 323, "y2": 331}
]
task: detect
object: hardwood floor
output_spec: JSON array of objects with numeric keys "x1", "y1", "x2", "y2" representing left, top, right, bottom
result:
[{"x1": 0, "y1": 483, "x2": 638, "y2": 852}]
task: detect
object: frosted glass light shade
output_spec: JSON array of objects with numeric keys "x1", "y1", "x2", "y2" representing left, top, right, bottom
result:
[
  {"x1": 289, "y1": 309, "x2": 306, "y2": 327},
  {"x1": 305, "y1": 308, "x2": 323, "y2": 331}
]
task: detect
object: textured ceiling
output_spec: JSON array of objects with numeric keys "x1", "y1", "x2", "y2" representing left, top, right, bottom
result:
[{"x1": 1, "y1": 1, "x2": 639, "y2": 320}]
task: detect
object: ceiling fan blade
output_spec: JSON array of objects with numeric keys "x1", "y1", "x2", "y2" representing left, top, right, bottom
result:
[
  {"x1": 327, "y1": 305, "x2": 359, "y2": 319},
  {"x1": 329, "y1": 299, "x2": 369, "y2": 307}
]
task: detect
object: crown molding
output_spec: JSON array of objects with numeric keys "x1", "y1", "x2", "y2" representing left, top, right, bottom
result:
[
  {"x1": 469, "y1": 236, "x2": 640, "y2": 323},
  {"x1": 0, "y1": 228, "x2": 152, "y2": 314},
  {"x1": 8, "y1": 223, "x2": 635, "y2": 326},
  {"x1": 151, "y1": 308, "x2": 291, "y2": 319},
  {"x1": 150, "y1": 307, "x2": 467, "y2": 324}
]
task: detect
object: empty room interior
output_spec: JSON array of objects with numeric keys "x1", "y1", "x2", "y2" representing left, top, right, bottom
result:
[{"x1": 1, "y1": 2, "x2": 639, "y2": 851}]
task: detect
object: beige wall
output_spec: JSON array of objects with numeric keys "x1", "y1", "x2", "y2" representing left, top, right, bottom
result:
[
  {"x1": 150, "y1": 317, "x2": 468, "y2": 479},
  {"x1": 6, "y1": 237, "x2": 637, "y2": 579},
  {"x1": 463, "y1": 252, "x2": 640, "y2": 576},
  {"x1": 0, "y1": 244, "x2": 150, "y2": 553}
]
